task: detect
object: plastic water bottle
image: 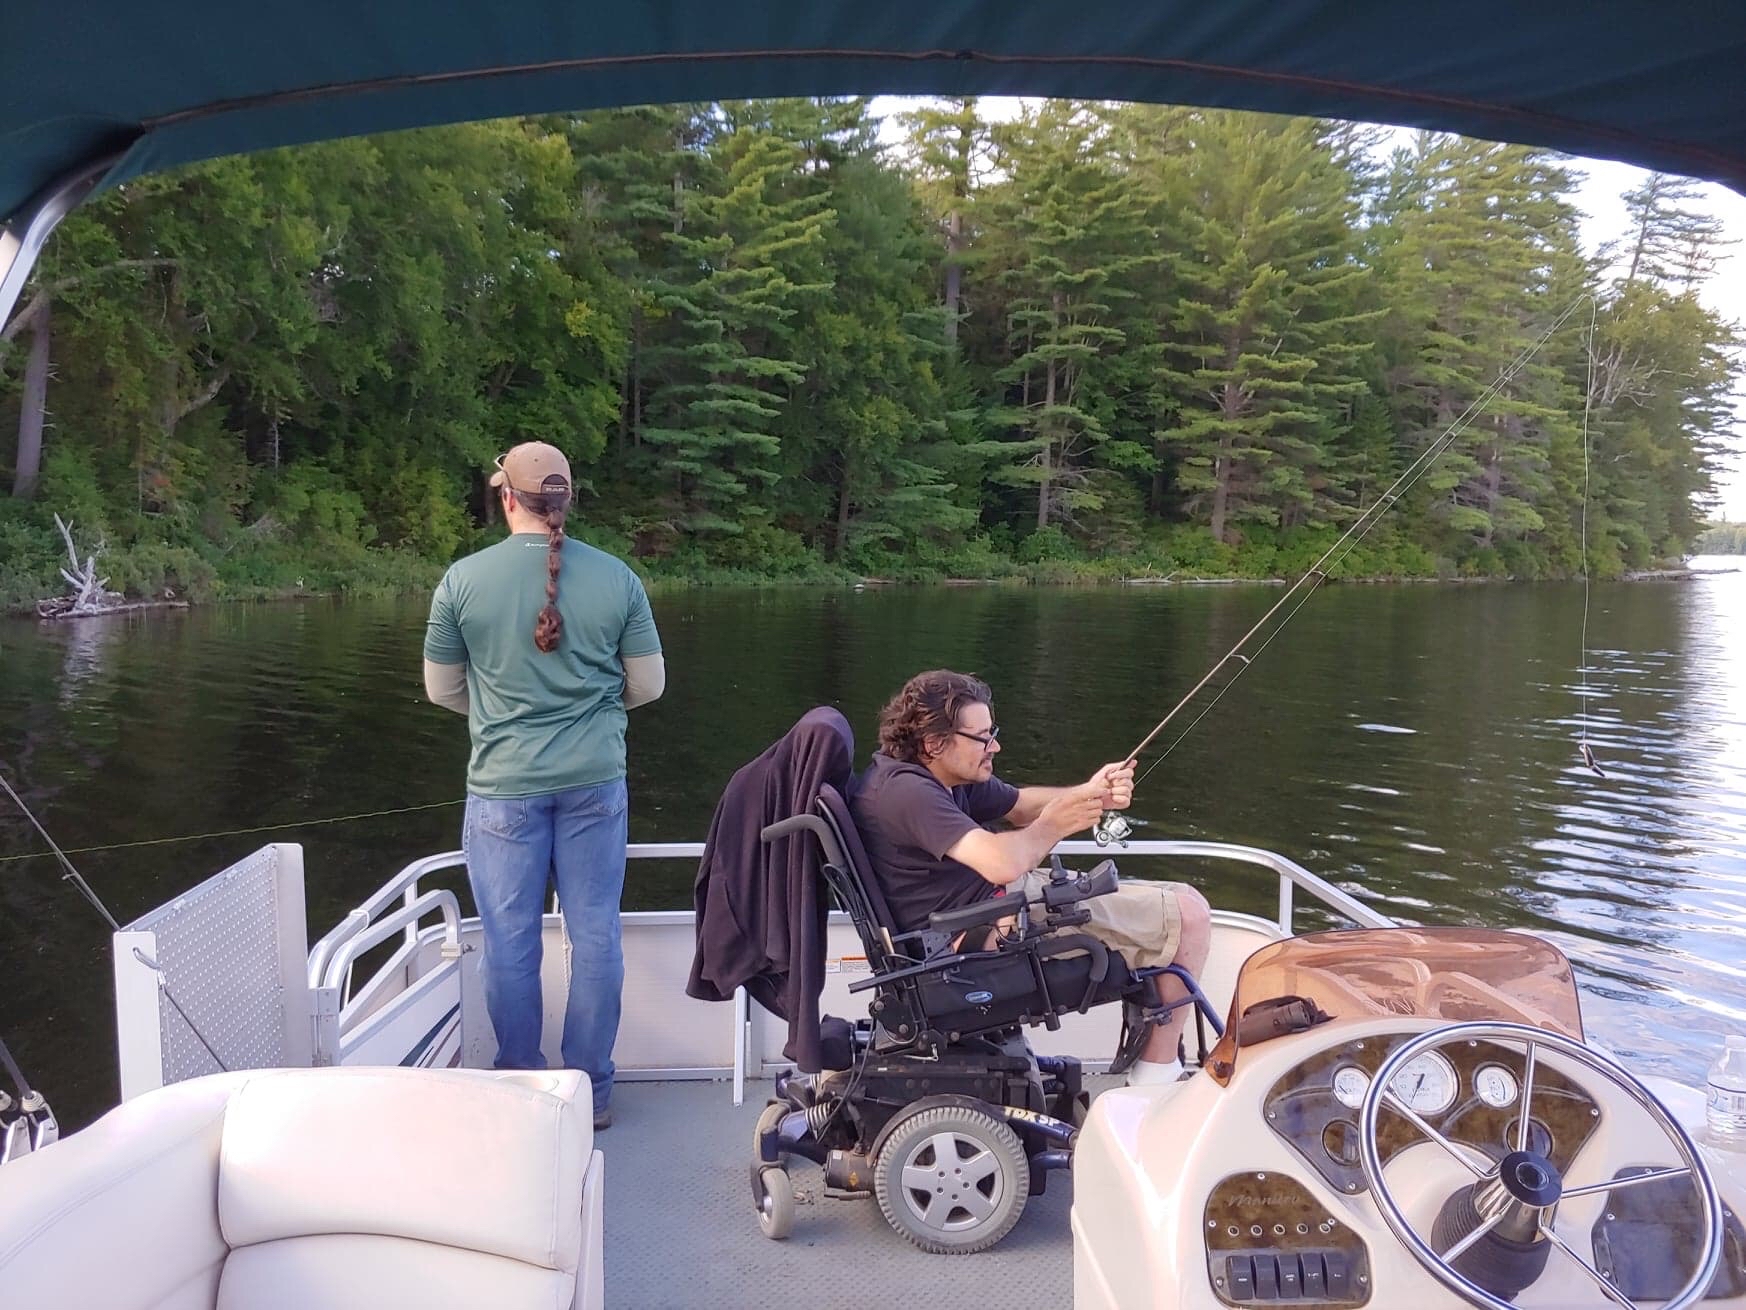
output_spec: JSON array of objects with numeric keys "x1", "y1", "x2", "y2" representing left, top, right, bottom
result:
[{"x1": 1705, "y1": 1035, "x2": 1746, "y2": 1149}]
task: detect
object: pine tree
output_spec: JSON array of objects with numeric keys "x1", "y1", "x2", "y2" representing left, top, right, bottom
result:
[
  {"x1": 1615, "y1": 172, "x2": 1736, "y2": 293},
  {"x1": 564, "y1": 104, "x2": 705, "y2": 483},
  {"x1": 979, "y1": 102, "x2": 1159, "y2": 531},
  {"x1": 897, "y1": 97, "x2": 989, "y2": 345},
  {"x1": 1582, "y1": 282, "x2": 1738, "y2": 568},
  {"x1": 1380, "y1": 136, "x2": 1588, "y2": 566},
  {"x1": 768, "y1": 103, "x2": 975, "y2": 563},
  {"x1": 1145, "y1": 111, "x2": 1376, "y2": 544},
  {"x1": 639, "y1": 117, "x2": 834, "y2": 539}
]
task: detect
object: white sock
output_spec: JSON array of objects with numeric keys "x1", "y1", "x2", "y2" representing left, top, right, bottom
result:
[{"x1": 1126, "y1": 1058, "x2": 1183, "y2": 1087}]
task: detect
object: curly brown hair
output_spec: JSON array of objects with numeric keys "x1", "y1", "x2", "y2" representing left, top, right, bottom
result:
[{"x1": 877, "y1": 670, "x2": 992, "y2": 763}]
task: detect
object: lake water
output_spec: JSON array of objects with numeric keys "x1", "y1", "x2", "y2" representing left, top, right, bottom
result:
[{"x1": 3, "y1": 562, "x2": 1743, "y2": 1129}]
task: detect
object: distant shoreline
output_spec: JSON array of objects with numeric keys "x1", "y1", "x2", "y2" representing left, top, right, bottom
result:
[{"x1": 15, "y1": 561, "x2": 1739, "y2": 618}]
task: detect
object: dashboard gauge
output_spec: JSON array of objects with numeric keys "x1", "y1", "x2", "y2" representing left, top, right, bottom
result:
[
  {"x1": 1505, "y1": 1117, "x2": 1554, "y2": 1157},
  {"x1": 1474, "y1": 1064, "x2": 1520, "y2": 1109},
  {"x1": 1387, "y1": 1051, "x2": 1459, "y2": 1116},
  {"x1": 1331, "y1": 1065, "x2": 1371, "y2": 1109},
  {"x1": 1322, "y1": 1119, "x2": 1361, "y2": 1166}
]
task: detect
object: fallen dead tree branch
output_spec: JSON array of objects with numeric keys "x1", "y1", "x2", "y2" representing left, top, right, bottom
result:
[{"x1": 35, "y1": 514, "x2": 126, "y2": 618}]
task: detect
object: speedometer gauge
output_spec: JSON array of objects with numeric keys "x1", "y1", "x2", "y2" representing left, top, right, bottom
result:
[
  {"x1": 1388, "y1": 1051, "x2": 1458, "y2": 1115},
  {"x1": 1331, "y1": 1065, "x2": 1370, "y2": 1109}
]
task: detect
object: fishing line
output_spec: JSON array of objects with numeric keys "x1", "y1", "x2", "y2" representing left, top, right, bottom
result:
[
  {"x1": 1577, "y1": 299, "x2": 1605, "y2": 777},
  {"x1": 1103, "y1": 295, "x2": 1597, "y2": 836},
  {"x1": 0, "y1": 766, "x2": 231, "y2": 1073},
  {"x1": 0, "y1": 798, "x2": 463, "y2": 865}
]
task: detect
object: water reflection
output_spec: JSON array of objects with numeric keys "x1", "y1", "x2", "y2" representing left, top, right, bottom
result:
[
  {"x1": 53, "y1": 614, "x2": 123, "y2": 707},
  {"x1": 1538, "y1": 562, "x2": 1746, "y2": 1064},
  {"x1": 1, "y1": 571, "x2": 1743, "y2": 1129}
]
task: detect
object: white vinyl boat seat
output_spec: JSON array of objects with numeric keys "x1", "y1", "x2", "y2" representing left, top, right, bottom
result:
[{"x1": 0, "y1": 1066, "x2": 605, "y2": 1310}]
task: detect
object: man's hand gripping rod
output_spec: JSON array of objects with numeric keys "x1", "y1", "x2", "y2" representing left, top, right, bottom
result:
[{"x1": 1091, "y1": 650, "x2": 1259, "y2": 846}]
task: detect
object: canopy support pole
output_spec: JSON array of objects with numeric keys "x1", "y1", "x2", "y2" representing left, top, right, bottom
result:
[{"x1": 0, "y1": 156, "x2": 119, "y2": 334}]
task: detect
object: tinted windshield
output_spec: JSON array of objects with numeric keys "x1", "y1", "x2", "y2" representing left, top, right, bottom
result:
[{"x1": 1205, "y1": 927, "x2": 1583, "y2": 1085}]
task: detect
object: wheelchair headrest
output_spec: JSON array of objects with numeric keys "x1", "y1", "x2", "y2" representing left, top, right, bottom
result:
[
  {"x1": 815, "y1": 783, "x2": 901, "y2": 932},
  {"x1": 774, "y1": 707, "x2": 855, "y2": 792}
]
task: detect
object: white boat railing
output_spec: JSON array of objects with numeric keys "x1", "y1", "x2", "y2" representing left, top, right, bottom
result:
[
  {"x1": 305, "y1": 838, "x2": 1392, "y2": 994},
  {"x1": 1051, "y1": 839, "x2": 1394, "y2": 932}
]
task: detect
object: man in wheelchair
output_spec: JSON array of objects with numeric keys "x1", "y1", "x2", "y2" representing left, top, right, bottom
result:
[
  {"x1": 689, "y1": 679, "x2": 1219, "y2": 1253},
  {"x1": 854, "y1": 669, "x2": 1212, "y2": 1088}
]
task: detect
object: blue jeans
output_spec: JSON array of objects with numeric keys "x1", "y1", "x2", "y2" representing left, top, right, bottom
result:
[{"x1": 463, "y1": 779, "x2": 628, "y2": 1112}]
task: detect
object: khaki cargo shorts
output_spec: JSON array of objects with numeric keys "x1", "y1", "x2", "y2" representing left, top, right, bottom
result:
[{"x1": 1009, "y1": 870, "x2": 1188, "y2": 970}]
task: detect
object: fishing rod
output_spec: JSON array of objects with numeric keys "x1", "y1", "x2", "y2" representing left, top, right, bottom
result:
[
  {"x1": 0, "y1": 766, "x2": 232, "y2": 1076},
  {"x1": 1094, "y1": 295, "x2": 1597, "y2": 846},
  {"x1": 0, "y1": 1030, "x2": 57, "y2": 1163}
]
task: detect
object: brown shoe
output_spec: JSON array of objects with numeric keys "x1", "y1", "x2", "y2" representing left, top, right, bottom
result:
[{"x1": 593, "y1": 1106, "x2": 612, "y2": 1131}]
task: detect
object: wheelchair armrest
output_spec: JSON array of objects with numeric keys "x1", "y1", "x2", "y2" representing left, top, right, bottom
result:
[
  {"x1": 1040, "y1": 859, "x2": 1119, "y2": 911},
  {"x1": 926, "y1": 896, "x2": 1016, "y2": 937}
]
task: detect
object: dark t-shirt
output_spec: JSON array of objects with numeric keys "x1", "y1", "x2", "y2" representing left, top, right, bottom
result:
[{"x1": 849, "y1": 753, "x2": 1021, "y2": 934}]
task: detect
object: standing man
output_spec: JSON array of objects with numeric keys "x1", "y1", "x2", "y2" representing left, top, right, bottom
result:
[
  {"x1": 424, "y1": 441, "x2": 664, "y2": 1130},
  {"x1": 852, "y1": 669, "x2": 1211, "y2": 1085}
]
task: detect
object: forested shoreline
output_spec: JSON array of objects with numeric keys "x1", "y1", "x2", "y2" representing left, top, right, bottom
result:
[
  {"x1": 1, "y1": 98, "x2": 1738, "y2": 609},
  {"x1": 1697, "y1": 523, "x2": 1746, "y2": 553}
]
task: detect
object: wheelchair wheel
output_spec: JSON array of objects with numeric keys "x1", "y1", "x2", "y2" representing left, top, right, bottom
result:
[
  {"x1": 755, "y1": 1166, "x2": 795, "y2": 1241},
  {"x1": 873, "y1": 1103, "x2": 1029, "y2": 1253}
]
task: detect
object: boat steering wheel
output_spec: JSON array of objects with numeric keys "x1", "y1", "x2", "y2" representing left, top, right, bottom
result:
[{"x1": 1356, "y1": 1022, "x2": 1723, "y2": 1309}]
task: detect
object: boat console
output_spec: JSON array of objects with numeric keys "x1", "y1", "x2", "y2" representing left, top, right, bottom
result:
[
  {"x1": 1074, "y1": 926, "x2": 1742, "y2": 1309},
  {"x1": 1260, "y1": 1030, "x2": 1599, "y2": 1198}
]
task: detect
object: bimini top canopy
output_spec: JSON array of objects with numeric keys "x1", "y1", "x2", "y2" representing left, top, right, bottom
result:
[{"x1": 5, "y1": 0, "x2": 1746, "y2": 228}]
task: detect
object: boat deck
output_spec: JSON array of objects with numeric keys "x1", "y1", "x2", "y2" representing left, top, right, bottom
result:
[{"x1": 605, "y1": 1076, "x2": 1117, "y2": 1307}]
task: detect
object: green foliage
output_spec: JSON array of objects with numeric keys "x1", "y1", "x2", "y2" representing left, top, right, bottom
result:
[
  {"x1": 0, "y1": 505, "x2": 62, "y2": 607},
  {"x1": 705, "y1": 523, "x2": 826, "y2": 577},
  {"x1": 1016, "y1": 525, "x2": 1077, "y2": 564},
  {"x1": 102, "y1": 542, "x2": 220, "y2": 602},
  {"x1": 255, "y1": 463, "x2": 375, "y2": 546},
  {"x1": 1, "y1": 99, "x2": 1735, "y2": 611}
]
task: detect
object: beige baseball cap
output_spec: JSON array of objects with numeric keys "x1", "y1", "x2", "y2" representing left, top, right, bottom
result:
[{"x1": 489, "y1": 441, "x2": 572, "y2": 495}]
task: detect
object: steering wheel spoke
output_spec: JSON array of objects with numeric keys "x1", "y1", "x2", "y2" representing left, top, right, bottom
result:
[
  {"x1": 1563, "y1": 1164, "x2": 1691, "y2": 1200},
  {"x1": 1381, "y1": 1088, "x2": 1493, "y2": 1179},
  {"x1": 1439, "y1": 1209, "x2": 1506, "y2": 1265},
  {"x1": 1517, "y1": 1040, "x2": 1539, "y2": 1154},
  {"x1": 1539, "y1": 1219, "x2": 1637, "y2": 1309}
]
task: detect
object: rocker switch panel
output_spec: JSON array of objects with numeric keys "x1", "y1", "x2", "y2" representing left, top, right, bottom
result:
[{"x1": 1205, "y1": 1172, "x2": 1370, "y2": 1306}]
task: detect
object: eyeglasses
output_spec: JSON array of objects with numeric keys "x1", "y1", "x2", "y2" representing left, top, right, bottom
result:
[{"x1": 954, "y1": 726, "x2": 1001, "y2": 750}]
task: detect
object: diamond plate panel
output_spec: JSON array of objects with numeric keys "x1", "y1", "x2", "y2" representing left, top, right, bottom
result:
[{"x1": 129, "y1": 846, "x2": 290, "y2": 1081}]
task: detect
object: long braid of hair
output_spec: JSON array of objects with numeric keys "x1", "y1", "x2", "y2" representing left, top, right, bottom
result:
[{"x1": 534, "y1": 504, "x2": 566, "y2": 653}]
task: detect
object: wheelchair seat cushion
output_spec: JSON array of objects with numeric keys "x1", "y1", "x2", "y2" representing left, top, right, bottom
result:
[{"x1": 912, "y1": 940, "x2": 1135, "y2": 1035}]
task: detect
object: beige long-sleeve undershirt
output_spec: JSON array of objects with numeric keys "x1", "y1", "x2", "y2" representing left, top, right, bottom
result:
[{"x1": 422, "y1": 651, "x2": 666, "y2": 716}]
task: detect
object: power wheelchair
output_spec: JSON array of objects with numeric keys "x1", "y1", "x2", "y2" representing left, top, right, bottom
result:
[{"x1": 750, "y1": 782, "x2": 1223, "y2": 1253}]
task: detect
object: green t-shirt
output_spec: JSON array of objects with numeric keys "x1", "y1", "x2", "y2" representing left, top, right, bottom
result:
[{"x1": 424, "y1": 534, "x2": 662, "y2": 798}]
